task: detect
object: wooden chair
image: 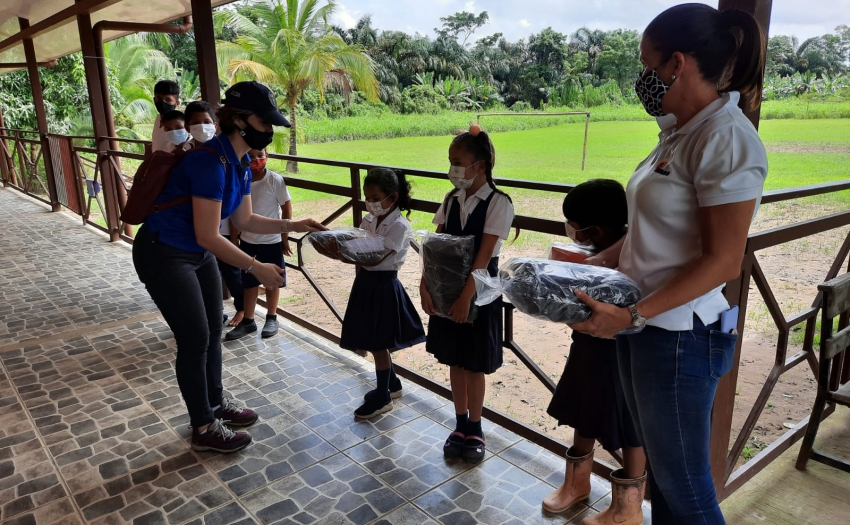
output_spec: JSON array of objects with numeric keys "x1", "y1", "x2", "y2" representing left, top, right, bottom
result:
[{"x1": 796, "y1": 272, "x2": 850, "y2": 473}]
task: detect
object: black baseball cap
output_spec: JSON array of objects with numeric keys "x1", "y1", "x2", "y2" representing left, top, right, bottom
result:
[{"x1": 222, "y1": 81, "x2": 291, "y2": 127}]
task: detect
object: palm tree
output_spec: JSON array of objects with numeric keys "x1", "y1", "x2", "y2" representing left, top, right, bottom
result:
[{"x1": 215, "y1": 0, "x2": 378, "y2": 172}]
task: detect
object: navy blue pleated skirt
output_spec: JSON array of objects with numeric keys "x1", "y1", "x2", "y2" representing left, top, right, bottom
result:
[{"x1": 340, "y1": 270, "x2": 426, "y2": 352}]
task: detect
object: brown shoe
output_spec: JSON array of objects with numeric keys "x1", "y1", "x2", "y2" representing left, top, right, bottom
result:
[
  {"x1": 582, "y1": 469, "x2": 646, "y2": 525},
  {"x1": 191, "y1": 419, "x2": 252, "y2": 453},
  {"x1": 542, "y1": 447, "x2": 594, "y2": 514},
  {"x1": 214, "y1": 397, "x2": 258, "y2": 427}
]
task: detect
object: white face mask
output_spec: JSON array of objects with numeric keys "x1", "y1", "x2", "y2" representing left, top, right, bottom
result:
[
  {"x1": 366, "y1": 195, "x2": 392, "y2": 217},
  {"x1": 448, "y1": 161, "x2": 481, "y2": 190},
  {"x1": 189, "y1": 123, "x2": 216, "y2": 143},
  {"x1": 565, "y1": 221, "x2": 595, "y2": 246},
  {"x1": 165, "y1": 129, "x2": 188, "y2": 145}
]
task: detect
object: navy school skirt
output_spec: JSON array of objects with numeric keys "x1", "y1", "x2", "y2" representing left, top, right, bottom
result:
[
  {"x1": 547, "y1": 331, "x2": 641, "y2": 451},
  {"x1": 425, "y1": 257, "x2": 503, "y2": 375},
  {"x1": 340, "y1": 270, "x2": 426, "y2": 352}
]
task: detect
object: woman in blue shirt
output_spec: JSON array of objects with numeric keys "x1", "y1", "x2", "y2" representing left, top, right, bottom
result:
[{"x1": 134, "y1": 82, "x2": 324, "y2": 454}]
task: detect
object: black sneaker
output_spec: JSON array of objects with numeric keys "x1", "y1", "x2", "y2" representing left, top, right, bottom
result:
[
  {"x1": 354, "y1": 397, "x2": 393, "y2": 420},
  {"x1": 261, "y1": 317, "x2": 279, "y2": 339},
  {"x1": 222, "y1": 314, "x2": 229, "y2": 325},
  {"x1": 364, "y1": 376, "x2": 403, "y2": 402},
  {"x1": 191, "y1": 419, "x2": 252, "y2": 453},
  {"x1": 225, "y1": 320, "x2": 257, "y2": 341},
  {"x1": 462, "y1": 435, "x2": 486, "y2": 463},
  {"x1": 443, "y1": 432, "x2": 465, "y2": 458}
]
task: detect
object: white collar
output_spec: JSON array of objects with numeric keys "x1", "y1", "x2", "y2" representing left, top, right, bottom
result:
[
  {"x1": 458, "y1": 183, "x2": 494, "y2": 204},
  {"x1": 657, "y1": 91, "x2": 741, "y2": 137}
]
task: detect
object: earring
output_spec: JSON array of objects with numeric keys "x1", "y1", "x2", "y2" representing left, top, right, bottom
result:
[{"x1": 671, "y1": 74, "x2": 677, "y2": 80}]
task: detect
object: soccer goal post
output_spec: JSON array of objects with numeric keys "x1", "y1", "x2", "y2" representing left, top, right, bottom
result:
[{"x1": 476, "y1": 112, "x2": 591, "y2": 170}]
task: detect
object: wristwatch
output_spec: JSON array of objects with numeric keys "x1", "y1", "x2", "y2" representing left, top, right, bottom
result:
[{"x1": 627, "y1": 304, "x2": 647, "y2": 329}]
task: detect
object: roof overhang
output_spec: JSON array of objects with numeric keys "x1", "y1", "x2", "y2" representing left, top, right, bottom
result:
[{"x1": 0, "y1": 0, "x2": 237, "y2": 75}]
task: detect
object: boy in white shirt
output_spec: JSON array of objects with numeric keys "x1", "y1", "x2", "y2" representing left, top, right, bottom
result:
[
  {"x1": 152, "y1": 80, "x2": 180, "y2": 153},
  {"x1": 225, "y1": 149, "x2": 293, "y2": 340}
]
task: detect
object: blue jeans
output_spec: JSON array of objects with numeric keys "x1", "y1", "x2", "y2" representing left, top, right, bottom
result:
[{"x1": 617, "y1": 315, "x2": 737, "y2": 525}]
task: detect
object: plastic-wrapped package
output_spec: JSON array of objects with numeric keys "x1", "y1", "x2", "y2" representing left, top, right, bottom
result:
[
  {"x1": 473, "y1": 258, "x2": 642, "y2": 329},
  {"x1": 307, "y1": 228, "x2": 389, "y2": 264},
  {"x1": 420, "y1": 232, "x2": 478, "y2": 323},
  {"x1": 548, "y1": 242, "x2": 597, "y2": 263}
]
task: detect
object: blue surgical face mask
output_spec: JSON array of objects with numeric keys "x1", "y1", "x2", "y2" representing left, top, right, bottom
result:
[{"x1": 165, "y1": 128, "x2": 188, "y2": 145}]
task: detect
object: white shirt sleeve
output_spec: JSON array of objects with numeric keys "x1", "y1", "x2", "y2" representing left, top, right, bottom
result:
[
  {"x1": 273, "y1": 173, "x2": 292, "y2": 205},
  {"x1": 382, "y1": 221, "x2": 408, "y2": 253},
  {"x1": 691, "y1": 126, "x2": 768, "y2": 207},
  {"x1": 484, "y1": 193, "x2": 515, "y2": 239},
  {"x1": 433, "y1": 200, "x2": 448, "y2": 226}
]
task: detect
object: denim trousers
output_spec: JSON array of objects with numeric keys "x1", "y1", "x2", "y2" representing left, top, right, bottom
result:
[
  {"x1": 617, "y1": 315, "x2": 737, "y2": 525},
  {"x1": 133, "y1": 225, "x2": 224, "y2": 428}
]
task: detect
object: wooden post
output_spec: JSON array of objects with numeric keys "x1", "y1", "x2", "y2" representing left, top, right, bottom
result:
[
  {"x1": 0, "y1": 106, "x2": 10, "y2": 186},
  {"x1": 76, "y1": 2, "x2": 121, "y2": 241},
  {"x1": 191, "y1": 0, "x2": 220, "y2": 105},
  {"x1": 19, "y1": 17, "x2": 61, "y2": 211},
  {"x1": 718, "y1": 0, "x2": 773, "y2": 130}
]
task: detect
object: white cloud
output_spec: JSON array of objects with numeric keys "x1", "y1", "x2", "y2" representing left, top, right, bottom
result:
[
  {"x1": 332, "y1": 2, "x2": 359, "y2": 29},
  {"x1": 519, "y1": 19, "x2": 531, "y2": 28},
  {"x1": 464, "y1": 1, "x2": 476, "y2": 12}
]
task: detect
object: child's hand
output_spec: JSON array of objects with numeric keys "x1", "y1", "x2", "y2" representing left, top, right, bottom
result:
[
  {"x1": 282, "y1": 239, "x2": 293, "y2": 257},
  {"x1": 448, "y1": 296, "x2": 471, "y2": 324},
  {"x1": 420, "y1": 282, "x2": 436, "y2": 316}
]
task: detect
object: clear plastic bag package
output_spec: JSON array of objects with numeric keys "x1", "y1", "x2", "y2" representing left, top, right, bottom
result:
[
  {"x1": 473, "y1": 258, "x2": 642, "y2": 329},
  {"x1": 307, "y1": 228, "x2": 390, "y2": 265},
  {"x1": 548, "y1": 242, "x2": 597, "y2": 263},
  {"x1": 419, "y1": 232, "x2": 478, "y2": 323}
]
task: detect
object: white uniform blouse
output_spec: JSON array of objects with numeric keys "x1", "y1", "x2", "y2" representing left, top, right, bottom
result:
[
  {"x1": 432, "y1": 184, "x2": 515, "y2": 257},
  {"x1": 619, "y1": 91, "x2": 768, "y2": 331},
  {"x1": 360, "y1": 207, "x2": 413, "y2": 272}
]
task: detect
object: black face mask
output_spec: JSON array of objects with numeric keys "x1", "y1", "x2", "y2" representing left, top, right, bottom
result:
[
  {"x1": 239, "y1": 121, "x2": 274, "y2": 150},
  {"x1": 155, "y1": 100, "x2": 176, "y2": 115}
]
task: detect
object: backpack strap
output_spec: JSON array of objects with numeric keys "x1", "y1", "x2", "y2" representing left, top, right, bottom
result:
[{"x1": 150, "y1": 146, "x2": 228, "y2": 214}]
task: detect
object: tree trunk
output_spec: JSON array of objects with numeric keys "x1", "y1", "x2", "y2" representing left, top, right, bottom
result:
[{"x1": 287, "y1": 101, "x2": 298, "y2": 174}]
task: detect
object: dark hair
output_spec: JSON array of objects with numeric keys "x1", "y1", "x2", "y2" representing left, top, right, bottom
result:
[
  {"x1": 563, "y1": 179, "x2": 627, "y2": 235},
  {"x1": 184, "y1": 101, "x2": 216, "y2": 123},
  {"x1": 154, "y1": 80, "x2": 180, "y2": 96},
  {"x1": 446, "y1": 130, "x2": 519, "y2": 239},
  {"x1": 216, "y1": 106, "x2": 253, "y2": 135},
  {"x1": 364, "y1": 168, "x2": 413, "y2": 218},
  {"x1": 161, "y1": 110, "x2": 185, "y2": 123},
  {"x1": 644, "y1": 3, "x2": 766, "y2": 110}
]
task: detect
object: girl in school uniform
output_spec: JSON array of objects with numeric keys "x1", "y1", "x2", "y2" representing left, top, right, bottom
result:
[
  {"x1": 330, "y1": 168, "x2": 426, "y2": 419},
  {"x1": 421, "y1": 125, "x2": 515, "y2": 464}
]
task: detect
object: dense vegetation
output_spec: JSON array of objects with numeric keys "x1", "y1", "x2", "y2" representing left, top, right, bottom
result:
[{"x1": 1, "y1": 0, "x2": 849, "y2": 145}]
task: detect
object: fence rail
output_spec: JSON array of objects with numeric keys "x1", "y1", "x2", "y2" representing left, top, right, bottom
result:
[{"x1": 4, "y1": 128, "x2": 850, "y2": 498}]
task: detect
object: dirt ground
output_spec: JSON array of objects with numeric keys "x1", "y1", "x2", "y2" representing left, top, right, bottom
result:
[{"x1": 263, "y1": 196, "x2": 848, "y2": 470}]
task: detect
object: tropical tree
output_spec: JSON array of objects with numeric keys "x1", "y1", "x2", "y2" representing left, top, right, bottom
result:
[
  {"x1": 436, "y1": 11, "x2": 490, "y2": 46},
  {"x1": 215, "y1": 0, "x2": 379, "y2": 171}
]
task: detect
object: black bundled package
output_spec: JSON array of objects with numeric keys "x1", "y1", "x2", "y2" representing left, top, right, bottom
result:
[
  {"x1": 307, "y1": 228, "x2": 392, "y2": 264},
  {"x1": 473, "y1": 257, "x2": 642, "y2": 330},
  {"x1": 420, "y1": 232, "x2": 478, "y2": 323}
]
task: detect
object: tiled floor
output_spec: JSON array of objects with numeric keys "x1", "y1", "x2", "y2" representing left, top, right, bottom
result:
[{"x1": 0, "y1": 188, "x2": 639, "y2": 525}]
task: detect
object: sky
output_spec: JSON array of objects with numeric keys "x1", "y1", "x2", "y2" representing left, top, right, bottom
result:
[{"x1": 329, "y1": 0, "x2": 850, "y2": 43}]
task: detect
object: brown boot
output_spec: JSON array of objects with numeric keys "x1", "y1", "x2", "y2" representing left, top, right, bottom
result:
[
  {"x1": 582, "y1": 469, "x2": 646, "y2": 525},
  {"x1": 542, "y1": 447, "x2": 594, "y2": 514}
]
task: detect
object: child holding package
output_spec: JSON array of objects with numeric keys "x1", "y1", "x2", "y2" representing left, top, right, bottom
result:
[
  {"x1": 421, "y1": 125, "x2": 515, "y2": 464},
  {"x1": 226, "y1": 149, "x2": 292, "y2": 340},
  {"x1": 543, "y1": 179, "x2": 646, "y2": 525}
]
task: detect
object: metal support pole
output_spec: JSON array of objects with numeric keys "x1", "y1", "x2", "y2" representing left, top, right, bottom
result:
[
  {"x1": 191, "y1": 0, "x2": 220, "y2": 105},
  {"x1": 19, "y1": 18, "x2": 61, "y2": 211},
  {"x1": 76, "y1": 3, "x2": 121, "y2": 241},
  {"x1": 581, "y1": 113, "x2": 590, "y2": 171},
  {"x1": 718, "y1": 0, "x2": 773, "y2": 130}
]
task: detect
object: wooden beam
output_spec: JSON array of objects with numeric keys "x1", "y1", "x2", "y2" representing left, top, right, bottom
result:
[
  {"x1": 19, "y1": 18, "x2": 61, "y2": 211},
  {"x1": 191, "y1": 0, "x2": 221, "y2": 104},
  {"x1": 0, "y1": 0, "x2": 124, "y2": 56}
]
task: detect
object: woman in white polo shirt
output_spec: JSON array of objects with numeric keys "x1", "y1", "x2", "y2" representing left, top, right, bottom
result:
[{"x1": 570, "y1": 4, "x2": 767, "y2": 525}]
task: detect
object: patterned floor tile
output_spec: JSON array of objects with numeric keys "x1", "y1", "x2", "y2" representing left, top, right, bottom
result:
[
  {"x1": 0, "y1": 299, "x2": 75, "y2": 345},
  {"x1": 71, "y1": 452, "x2": 232, "y2": 525},
  {"x1": 0, "y1": 448, "x2": 68, "y2": 521},
  {"x1": 344, "y1": 417, "x2": 473, "y2": 500},
  {"x1": 414, "y1": 456, "x2": 581, "y2": 525},
  {"x1": 240, "y1": 454, "x2": 404, "y2": 525},
  {"x1": 369, "y1": 503, "x2": 440, "y2": 525},
  {"x1": 198, "y1": 412, "x2": 337, "y2": 497},
  {"x1": 0, "y1": 498, "x2": 82, "y2": 525}
]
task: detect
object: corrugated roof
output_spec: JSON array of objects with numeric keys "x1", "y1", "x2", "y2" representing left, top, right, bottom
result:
[{"x1": 0, "y1": 0, "x2": 237, "y2": 75}]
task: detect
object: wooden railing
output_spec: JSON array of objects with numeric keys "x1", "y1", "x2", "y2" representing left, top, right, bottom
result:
[{"x1": 7, "y1": 128, "x2": 850, "y2": 497}]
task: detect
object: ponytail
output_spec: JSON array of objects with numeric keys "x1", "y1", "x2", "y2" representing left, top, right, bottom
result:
[
  {"x1": 363, "y1": 167, "x2": 413, "y2": 217},
  {"x1": 645, "y1": 3, "x2": 766, "y2": 111},
  {"x1": 718, "y1": 9, "x2": 766, "y2": 110}
]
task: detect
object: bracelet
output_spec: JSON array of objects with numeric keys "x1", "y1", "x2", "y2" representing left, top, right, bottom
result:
[
  {"x1": 280, "y1": 219, "x2": 291, "y2": 233},
  {"x1": 246, "y1": 255, "x2": 257, "y2": 274}
]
